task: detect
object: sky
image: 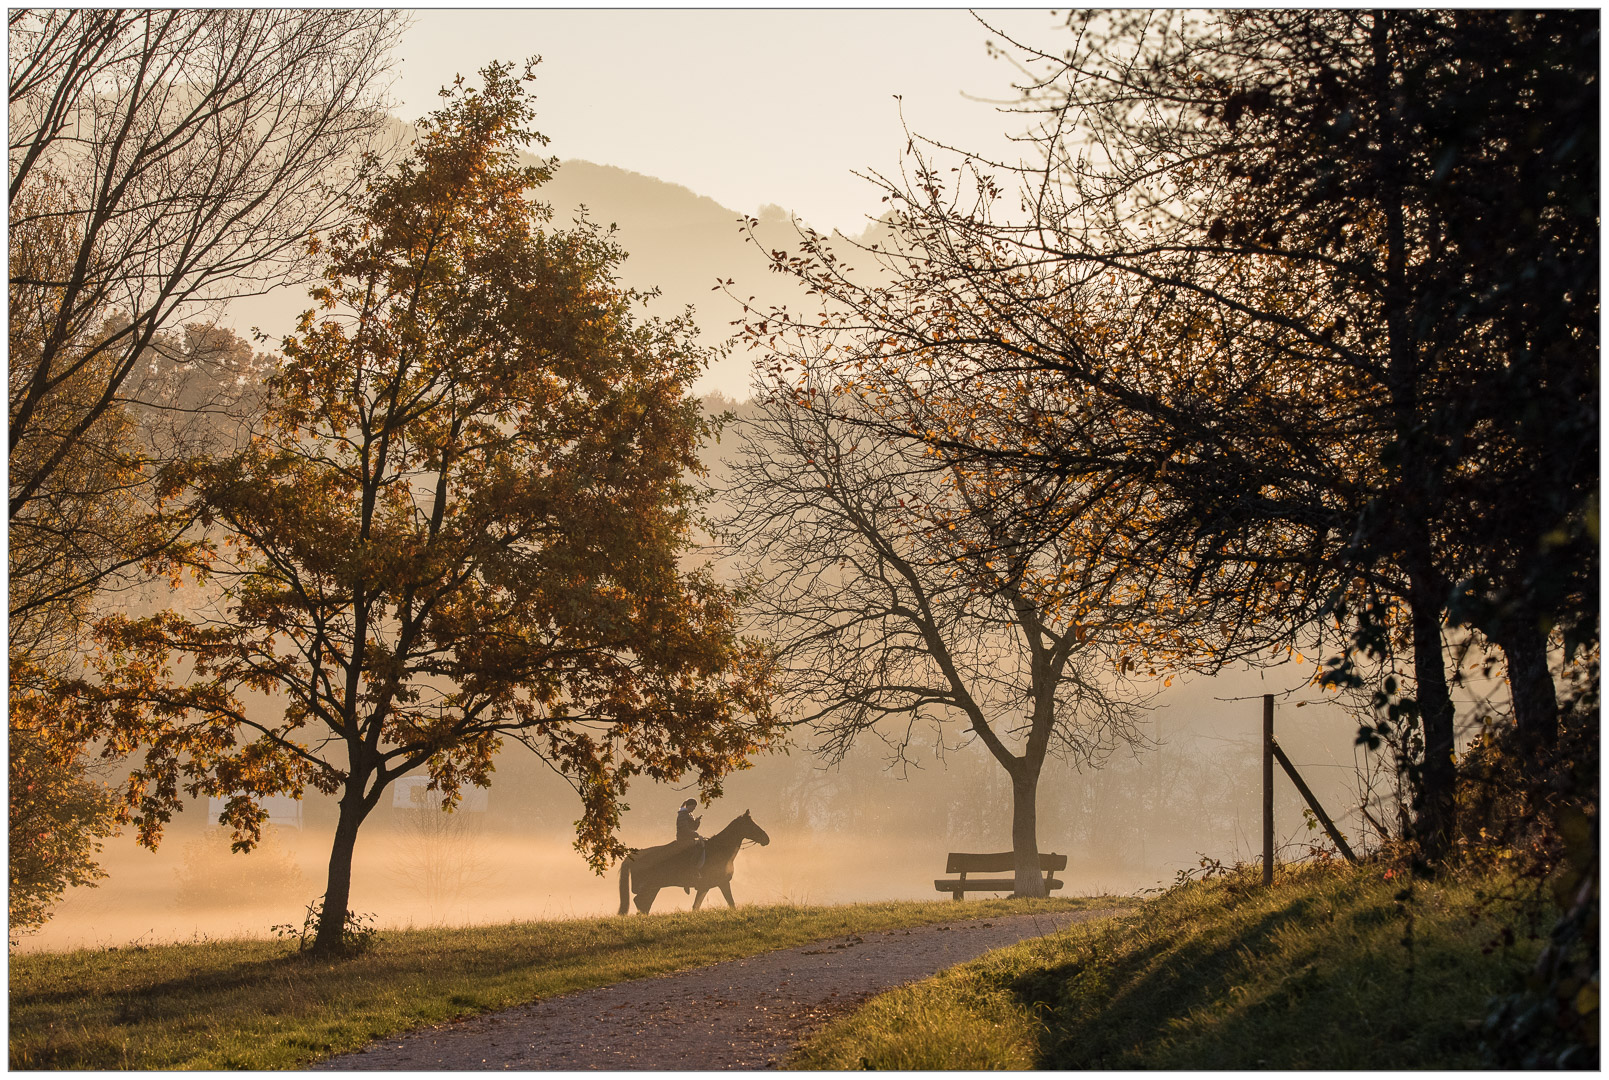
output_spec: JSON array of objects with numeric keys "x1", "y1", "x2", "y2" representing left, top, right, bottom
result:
[{"x1": 388, "y1": 9, "x2": 1070, "y2": 236}]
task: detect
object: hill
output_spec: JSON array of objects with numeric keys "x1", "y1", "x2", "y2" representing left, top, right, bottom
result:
[
  {"x1": 218, "y1": 135, "x2": 836, "y2": 399},
  {"x1": 539, "y1": 159, "x2": 823, "y2": 398}
]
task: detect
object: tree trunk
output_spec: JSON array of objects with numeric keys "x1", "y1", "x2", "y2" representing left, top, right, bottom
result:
[
  {"x1": 1491, "y1": 618, "x2": 1558, "y2": 752},
  {"x1": 1011, "y1": 768, "x2": 1047, "y2": 897},
  {"x1": 312, "y1": 786, "x2": 370, "y2": 956},
  {"x1": 1409, "y1": 584, "x2": 1457, "y2": 860},
  {"x1": 1368, "y1": 10, "x2": 1457, "y2": 862}
]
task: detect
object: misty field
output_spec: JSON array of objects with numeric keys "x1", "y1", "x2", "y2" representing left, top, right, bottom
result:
[{"x1": 8, "y1": 896, "x2": 1106, "y2": 1070}]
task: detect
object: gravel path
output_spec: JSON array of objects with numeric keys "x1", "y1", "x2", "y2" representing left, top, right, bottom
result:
[{"x1": 313, "y1": 908, "x2": 1120, "y2": 1071}]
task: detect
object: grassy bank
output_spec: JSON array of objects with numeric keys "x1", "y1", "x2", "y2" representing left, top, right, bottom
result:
[
  {"x1": 792, "y1": 863, "x2": 1550, "y2": 1070},
  {"x1": 9, "y1": 895, "x2": 1111, "y2": 1070}
]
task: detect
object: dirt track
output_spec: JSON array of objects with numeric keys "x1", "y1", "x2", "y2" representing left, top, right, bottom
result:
[{"x1": 312, "y1": 908, "x2": 1118, "y2": 1071}]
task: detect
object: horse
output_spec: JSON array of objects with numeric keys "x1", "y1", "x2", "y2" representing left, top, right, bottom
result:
[{"x1": 617, "y1": 810, "x2": 770, "y2": 914}]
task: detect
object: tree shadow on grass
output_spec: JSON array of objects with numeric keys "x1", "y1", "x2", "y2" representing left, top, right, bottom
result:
[
  {"x1": 19, "y1": 917, "x2": 763, "y2": 1031},
  {"x1": 1004, "y1": 891, "x2": 1410, "y2": 1070},
  {"x1": 15, "y1": 949, "x2": 351, "y2": 1022}
]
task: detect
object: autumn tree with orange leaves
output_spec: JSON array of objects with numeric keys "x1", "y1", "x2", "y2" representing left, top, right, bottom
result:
[{"x1": 80, "y1": 62, "x2": 777, "y2": 956}]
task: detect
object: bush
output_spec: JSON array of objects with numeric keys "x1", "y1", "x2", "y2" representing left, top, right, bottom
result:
[
  {"x1": 271, "y1": 895, "x2": 378, "y2": 956},
  {"x1": 8, "y1": 705, "x2": 118, "y2": 938}
]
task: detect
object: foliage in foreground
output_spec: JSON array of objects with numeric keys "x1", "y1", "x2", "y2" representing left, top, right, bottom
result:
[
  {"x1": 791, "y1": 862, "x2": 1564, "y2": 1070},
  {"x1": 745, "y1": 8, "x2": 1596, "y2": 863},
  {"x1": 7, "y1": 896, "x2": 1109, "y2": 1070}
]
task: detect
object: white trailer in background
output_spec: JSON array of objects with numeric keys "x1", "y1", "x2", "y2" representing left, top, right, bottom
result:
[{"x1": 206, "y1": 794, "x2": 304, "y2": 830}]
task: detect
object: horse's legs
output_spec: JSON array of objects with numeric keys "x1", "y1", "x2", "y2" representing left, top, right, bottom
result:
[
  {"x1": 636, "y1": 888, "x2": 658, "y2": 914},
  {"x1": 692, "y1": 888, "x2": 708, "y2": 910},
  {"x1": 719, "y1": 882, "x2": 735, "y2": 908}
]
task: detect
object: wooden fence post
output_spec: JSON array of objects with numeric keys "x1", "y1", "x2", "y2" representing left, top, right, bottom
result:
[
  {"x1": 1263, "y1": 693, "x2": 1274, "y2": 886},
  {"x1": 1260, "y1": 694, "x2": 1361, "y2": 881}
]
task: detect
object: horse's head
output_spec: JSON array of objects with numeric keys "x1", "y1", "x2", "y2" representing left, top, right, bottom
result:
[{"x1": 739, "y1": 809, "x2": 770, "y2": 846}]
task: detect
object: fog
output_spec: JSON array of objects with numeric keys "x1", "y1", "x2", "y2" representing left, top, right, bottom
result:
[
  {"x1": 27, "y1": 141, "x2": 1508, "y2": 958},
  {"x1": 24, "y1": 661, "x2": 1430, "y2": 955},
  {"x1": 30, "y1": 391, "x2": 1509, "y2": 955}
]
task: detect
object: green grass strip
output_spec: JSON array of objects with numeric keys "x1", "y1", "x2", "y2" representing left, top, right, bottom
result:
[
  {"x1": 791, "y1": 864, "x2": 1548, "y2": 1070},
  {"x1": 9, "y1": 896, "x2": 1111, "y2": 1070}
]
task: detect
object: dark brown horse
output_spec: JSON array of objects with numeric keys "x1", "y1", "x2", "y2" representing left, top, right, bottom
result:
[{"x1": 617, "y1": 810, "x2": 770, "y2": 914}]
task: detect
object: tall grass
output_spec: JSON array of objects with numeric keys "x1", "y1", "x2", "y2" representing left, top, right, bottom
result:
[
  {"x1": 9, "y1": 895, "x2": 1103, "y2": 1070},
  {"x1": 791, "y1": 862, "x2": 1551, "y2": 1070}
]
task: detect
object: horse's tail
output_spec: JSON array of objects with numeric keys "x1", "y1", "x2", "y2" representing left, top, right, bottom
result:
[{"x1": 618, "y1": 856, "x2": 632, "y2": 916}]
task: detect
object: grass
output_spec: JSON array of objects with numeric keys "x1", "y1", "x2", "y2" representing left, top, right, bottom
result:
[
  {"x1": 790, "y1": 862, "x2": 1552, "y2": 1070},
  {"x1": 9, "y1": 895, "x2": 1114, "y2": 1070}
]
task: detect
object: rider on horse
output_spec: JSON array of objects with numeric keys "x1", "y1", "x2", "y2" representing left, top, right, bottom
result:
[
  {"x1": 618, "y1": 808, "x2": 770, "y2": 914},
  {"x1": 672, "y1": 798, "x2": 707, "y2": 869}
]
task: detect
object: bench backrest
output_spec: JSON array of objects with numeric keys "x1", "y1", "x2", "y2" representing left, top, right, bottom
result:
[{"x1": 946, "y1": 851, "x2": 1067, "y2": 874}]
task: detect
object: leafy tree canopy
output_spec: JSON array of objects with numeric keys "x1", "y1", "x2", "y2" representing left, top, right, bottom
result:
[{"x1": 75, "y1": 60, "x2": 778, "y2": 954}]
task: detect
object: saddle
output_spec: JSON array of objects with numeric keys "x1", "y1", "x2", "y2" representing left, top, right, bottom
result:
[{"x1": 632, "y1": 836, "x2": 706, "y2": 878}]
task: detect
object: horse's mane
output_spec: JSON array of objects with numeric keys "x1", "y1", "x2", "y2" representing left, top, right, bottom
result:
[{"x1": 705, "y1": 811, "x2": 753, "y2": 850}]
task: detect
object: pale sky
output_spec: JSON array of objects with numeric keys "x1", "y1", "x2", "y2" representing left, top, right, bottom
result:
[{"x1": 391, "y1": 8, "x2": 1067, "y2": 235}]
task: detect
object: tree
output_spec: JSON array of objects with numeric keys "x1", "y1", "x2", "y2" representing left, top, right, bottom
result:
[
  {"x1": 737, "y1": 9, "x2": 1597, "y2": 857},
  {"x1": 1043, "y1": 9, "x2": 1597, "y2": 759},
  {"x1": 721, "y1": 374, "x2": 1149, "y2": 895},
  {"x1": 7, "y1": 173, "x2": 154, "y2": 668},
  {"x1": 8, "y1": 172, "x2": 276, "y2": 932},
  {"x1": 80, "y1": 62, "x2": 778, "y2": 955},
  {"x1": 8, "y1": 664, "x2": 119, "y2": 937},
  {"x1": 8, "y1": 175, "x2": 151, "y2": 932},
  {"x1": 1039, "y1": 7, "x2": 1595, "y2": 826},
  {"x1": 10, "y1": 11, "x2": 405, "y2": 928},
  {"x1": 8, "y1": 9, "x2": 406, "y2": 598}
]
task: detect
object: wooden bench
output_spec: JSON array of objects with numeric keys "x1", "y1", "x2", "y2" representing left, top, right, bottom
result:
[{"x1": 934, "y1": 851, "x2": 1066, "y2": 900}]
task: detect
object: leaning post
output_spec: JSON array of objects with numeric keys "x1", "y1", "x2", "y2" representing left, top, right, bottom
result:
[
  {"x1": 1270, "y1": 739, "x2": 1359, "y2": 863},
  {"x1": 1263, "y1": 693, "x2": 1275, "y2": 886}
]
